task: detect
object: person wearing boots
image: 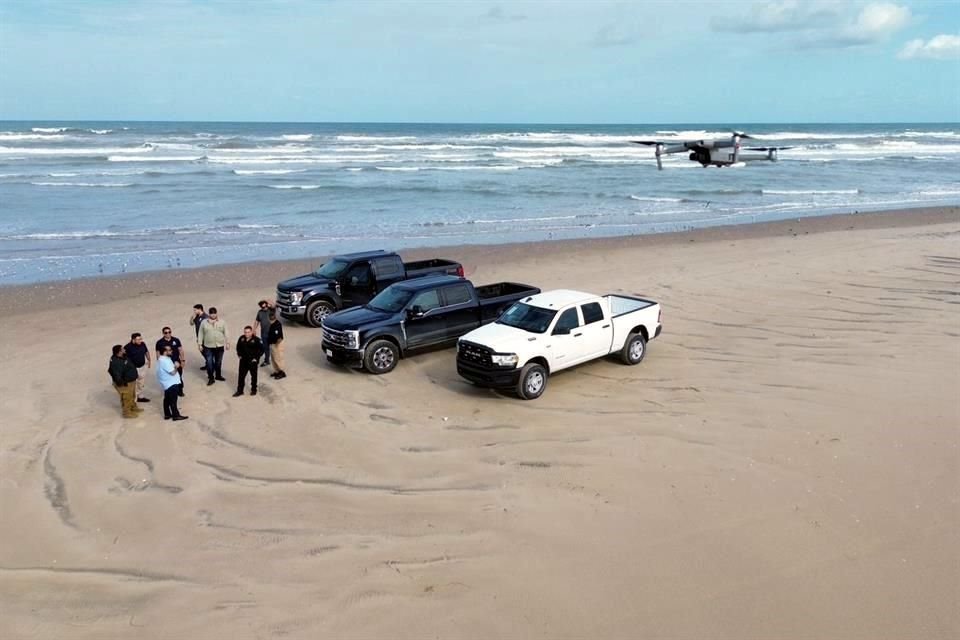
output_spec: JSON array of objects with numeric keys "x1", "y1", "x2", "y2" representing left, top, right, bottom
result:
[
  {"x1": 197, "y1": 306, "x2": 229, "y2": 385},
  {"x1": 108, "y1": 345, "x2": 141, "y2": 418},
  {"x1": 267, "y1": 311, "x2": 286, "y2": 380},
  {"x1": 124, "y1": 332, "x2": 152, "y2": 403},
  {"x1": 234, "y1": 326, "x2": 264, "y2": 397},
  {"x1": 253, "y1": 300, "x2": 273, "y2": 368}
]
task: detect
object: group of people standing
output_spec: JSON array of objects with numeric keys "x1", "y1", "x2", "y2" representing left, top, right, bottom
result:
[{"x1": 108, "y1": 300, "x2": 288, "y2": 419}]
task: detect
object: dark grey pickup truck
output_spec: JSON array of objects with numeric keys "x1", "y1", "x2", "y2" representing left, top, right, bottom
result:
[
  {"x1": 276, "y1": 250, "x2": 463, "y2": 326},
  {"x1": 320, "y1": 275, "x2": 540, "y2": 374}
]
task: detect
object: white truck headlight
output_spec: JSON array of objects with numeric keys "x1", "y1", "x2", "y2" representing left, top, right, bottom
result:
[
  {"x1": 289, "y1": 292, "x2": 303, "y2": 305},
  {"x1": 491, "y1": 353, "x2": 518, "y2": 368},
  {"x1": 345, "y1": 330, "x2": 360, "y2": 349}
]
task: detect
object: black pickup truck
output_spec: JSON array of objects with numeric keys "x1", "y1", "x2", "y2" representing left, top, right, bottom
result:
[
  {"x1": 321, "y1": 275, "x2": 540, "y2": 374},
  {"x1": 276, "y1": 250, "x2": 463, "y2": 326}
]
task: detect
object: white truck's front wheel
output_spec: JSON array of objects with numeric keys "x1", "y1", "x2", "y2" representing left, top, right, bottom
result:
[
  {"x1": 621, "y1": 333, "x2": 646, "y2": 365},
  {"x1": 516, "y1": 363, "x2": 547, "y2": 400}
]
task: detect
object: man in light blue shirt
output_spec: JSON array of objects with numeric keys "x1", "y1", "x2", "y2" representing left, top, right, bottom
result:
[{"x1": 157, "y1": 345, "x2": 188, "y2": 421}]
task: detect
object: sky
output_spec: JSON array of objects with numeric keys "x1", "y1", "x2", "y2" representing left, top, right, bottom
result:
[{"x1": 0, "y1": 0, "x2": 958, "y2": 123}]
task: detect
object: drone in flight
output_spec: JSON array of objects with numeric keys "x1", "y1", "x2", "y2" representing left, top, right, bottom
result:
[{"x1": 630, "y1": 132, "x2": 791, "y2": 170}]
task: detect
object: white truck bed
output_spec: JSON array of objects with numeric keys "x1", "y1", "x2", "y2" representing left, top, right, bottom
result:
[{"x1": 605, "y1": 294, "x2": 659, "y2": 353}]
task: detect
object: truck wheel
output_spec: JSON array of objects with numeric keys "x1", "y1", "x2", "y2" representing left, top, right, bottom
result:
[
  {"x1": 621, "y1": 333, "x2": 646, "y2": 365},
  {"x1": 363, "y1": 339, "x2": 398, "y2": 374},
  {"x1": 516, "y1": 363, "x2": 547, "y2": 400},
  {"x1": 306, "y1": 300, "x2": 335, "y2": 327}
]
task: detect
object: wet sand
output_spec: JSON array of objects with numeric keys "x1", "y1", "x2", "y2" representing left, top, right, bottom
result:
[{"x1": 0, "y1": 207, "x2": 958, "y2": 639}]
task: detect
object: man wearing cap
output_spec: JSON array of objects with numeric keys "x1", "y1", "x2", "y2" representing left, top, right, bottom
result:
[{"x1": 253, "y1": 300, "x2": 273, "y2": 367}]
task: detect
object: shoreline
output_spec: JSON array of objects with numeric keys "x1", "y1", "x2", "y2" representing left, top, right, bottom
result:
[
  {"x1": 1, "y1": 205, "x2": 957, "y2": 638},
  {"x1": 2, "y1": 205, "x2": 956, "y2": 316}
]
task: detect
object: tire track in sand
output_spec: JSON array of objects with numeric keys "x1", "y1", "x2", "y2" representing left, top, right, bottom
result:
[{"x1": 195, "y1": 459, "x2": 489, "y2": 494}]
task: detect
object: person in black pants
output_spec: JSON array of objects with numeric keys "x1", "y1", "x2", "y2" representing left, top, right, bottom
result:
[
  {"x1": 233, "y1": 326, "x2": 264, "y2": 397},
  {"x1": 253, "y1": 300, "x2": 273, "y2": 367},
  {"x1": 190, "y1": 304, "x2": 208, "y2": 370},
  {"x1": 156, "y1": 326, "x2": 186, "y2": 397},
  {"x1": 197, "y1": 307, "x2": 229, "y2": 385},
  {"x1": 157, "y1": 345, "x2": 188, "y2": 421}
]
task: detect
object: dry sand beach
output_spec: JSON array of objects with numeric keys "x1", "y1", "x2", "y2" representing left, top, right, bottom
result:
[{"x1": 0, "y1": 208, "x2": 958, "y2": 639}]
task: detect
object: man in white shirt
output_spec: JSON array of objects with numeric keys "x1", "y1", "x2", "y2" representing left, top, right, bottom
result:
[{"x1": 157, "y1": 345, "x2": 188, "y2": 421}]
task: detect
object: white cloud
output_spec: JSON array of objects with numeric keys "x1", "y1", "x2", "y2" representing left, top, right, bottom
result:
[
  {"x1": 800, "y1": 2, "x2": 912, "y2": 48},
  {"x1": 711, "y1": 1, "x2": 837, "y2": 33},
  {"x1": 898, "y1": 34, "x2": 960, "y2": 60},
  {"x1": 712, "y1": 1, "x2": 912, "y2": 49},
  {"x1": 852, "y1": 3, "x2": 910, "y2": 38}
]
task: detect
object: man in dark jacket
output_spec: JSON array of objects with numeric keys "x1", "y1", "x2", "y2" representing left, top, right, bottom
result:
[
  {"x1": 267, "y1": 312, "x2": 286, "y2": 380},
  {"x1": 253, "y1": 300, "x2": 273, "y2": 367},
  {"x1": 233, "y1": 326, "x2": 265, "y2": 397},
  {"x1": 108, "y1": 345, "x2": 142, "y2": 418},
  {"x1": 189, "y1": 304, "x2": 208, "y2": 370},
  {"x1": 124, "y1": 332, "x2": 151, "y2": 403}
]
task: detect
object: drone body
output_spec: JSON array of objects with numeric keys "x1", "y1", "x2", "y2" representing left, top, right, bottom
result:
[{"x1": 631, "y1": 133, "x2": 790, "y2": 170}]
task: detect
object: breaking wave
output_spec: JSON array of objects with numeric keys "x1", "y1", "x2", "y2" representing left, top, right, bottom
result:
[
  {"x1": 233, "y1": 168, "x2": 308, "y2": 175},
  {"x1": 762, "y1": 189, "x2": 861, "y2": 195},
  {"x1": 30, "y1": 181, "x2": 133, "y2": 188}
]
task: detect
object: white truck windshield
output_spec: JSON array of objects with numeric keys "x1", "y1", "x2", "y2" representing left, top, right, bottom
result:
[{"x1": 497, "y1": 302, "x2": 556, "y2": 334}]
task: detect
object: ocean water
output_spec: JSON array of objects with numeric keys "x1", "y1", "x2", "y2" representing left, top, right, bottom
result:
[{"x1": 1, "y1": 121, "x2": 958, "y2": 285}]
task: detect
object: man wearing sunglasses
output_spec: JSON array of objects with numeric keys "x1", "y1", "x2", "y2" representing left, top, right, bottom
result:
[
  {"x1": 156, "y1": 326, "x2": 186, "y2": 397},
  {"x1": 156, "y1": 345, "x2": 188, "y2": 422}
]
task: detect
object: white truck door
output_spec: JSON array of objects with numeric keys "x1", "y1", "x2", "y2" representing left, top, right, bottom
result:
[
  {"x1": 545, "y1": 306, "x2": 582, "y2": 371},
  {"x1": 576, "y1": 300, "x2": 611, "y2": 360}
]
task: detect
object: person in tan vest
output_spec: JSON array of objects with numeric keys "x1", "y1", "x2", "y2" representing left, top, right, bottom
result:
[{"x1": 108, "y1": 345, "x2": 142, "y2": 418}]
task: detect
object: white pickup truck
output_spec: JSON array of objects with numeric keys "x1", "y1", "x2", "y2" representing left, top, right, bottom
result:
[{"x1": 456, "y1": 289, "x2": 662, "y2": 399}]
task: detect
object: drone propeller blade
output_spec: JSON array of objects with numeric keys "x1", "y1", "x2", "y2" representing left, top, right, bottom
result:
[
  {"x1": 731, "y1": 131, "x2": 753, "y2": 139},
  {"x1": 630, "y1": 140, "x2": 661, "y2": 146},
  {"x1": 746, "y1": 146, "x2": 794, "y2": 151}
]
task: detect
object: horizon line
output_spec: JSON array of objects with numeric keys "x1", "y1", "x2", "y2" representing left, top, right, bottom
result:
[{"x1": 1, "y1": 119, "x2": 958, "y2": 126}]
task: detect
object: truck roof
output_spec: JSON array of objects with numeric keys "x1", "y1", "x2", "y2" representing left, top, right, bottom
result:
[
  {"x1": 333, "y1": 249, "x2": 391, "y2": 260},
  {"x1": 521, "y1": 289, "x2": 596, "y2": 309},
  {"x1": 393, "y1": 274, "x2": 466, "y2": 292}
]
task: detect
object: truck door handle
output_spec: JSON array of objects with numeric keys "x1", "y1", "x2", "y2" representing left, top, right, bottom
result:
[
  {"x1": 573, "y1": 332, "x2": 582, "y2": 337},
  {"x1": 602, "y1": 324, "x2": 610, "y2": 329}
]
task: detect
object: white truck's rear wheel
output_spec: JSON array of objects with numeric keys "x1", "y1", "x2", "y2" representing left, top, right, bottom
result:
[
  {"x1": 621, "y1": 333, "x2": 646, "y2": 365},
  {"x1": 516, "y1": 363, "x2": 547, "y2": 400}
]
